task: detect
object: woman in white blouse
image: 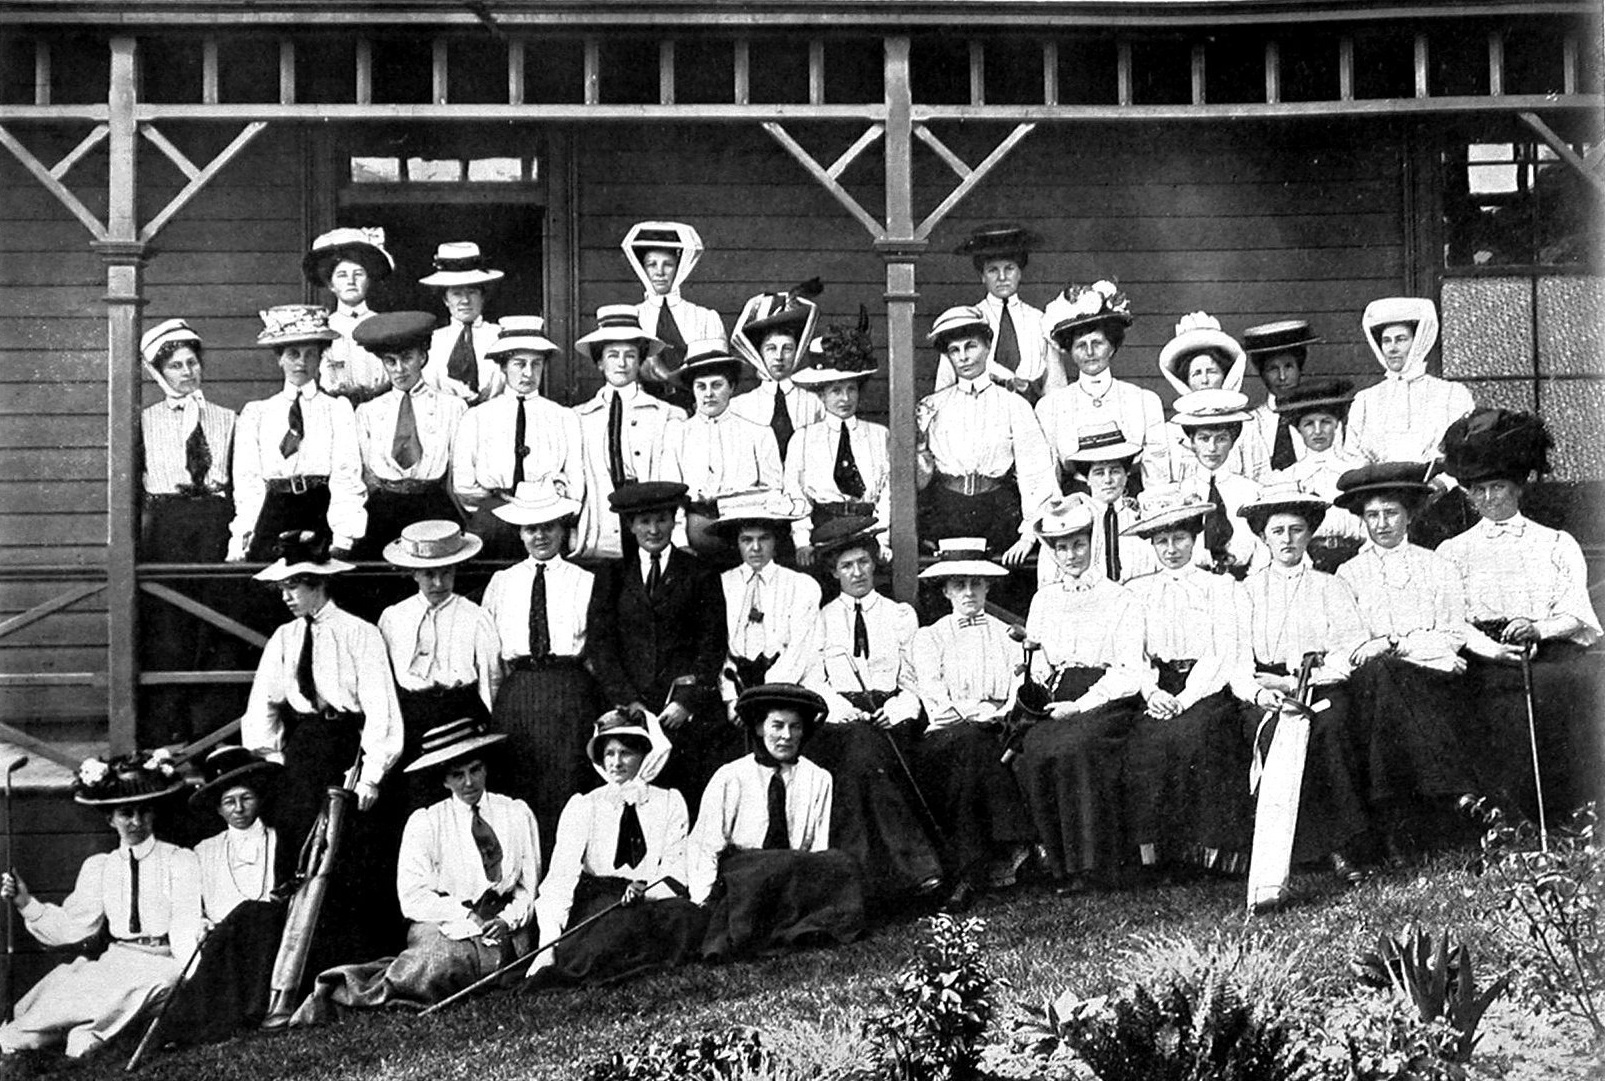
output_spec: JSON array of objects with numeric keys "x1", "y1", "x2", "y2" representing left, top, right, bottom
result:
[{"x1": 531, "y1": 708, "x2": 705, "y2": 985}]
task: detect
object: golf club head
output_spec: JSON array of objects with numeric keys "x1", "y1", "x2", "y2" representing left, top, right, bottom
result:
[{"x1": 3, "y1": 757, "x2": 25, "y2": 775}]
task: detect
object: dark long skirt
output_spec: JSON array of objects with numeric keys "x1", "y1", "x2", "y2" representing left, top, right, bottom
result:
[
  {"x1": 1346, "y1": 655, "x2": 1477, "y2": 808},
  {"x1": 354, "y1": 482, "x2": 461, "y2": 560},
  {"x1": 1463, "y1": 643, "x2": 1604, "y2": 822},
  {"x1": 908, "y1": 722, "x2": 1035, "y2": 886},
  {"x1": 140, "y1": 492, "x2": 232, "y2": 562},
  {"x1": 1013, "y1": 668, "x2": 1141, "y2": 880},
  {"x1": 492, "y1": 660, "x2": 600, "y2": 861},
  {"x1": 247, "y1": 486, "x2": 332, "y2": 561},
  {"x1": 534, "y1": 874, "x2": 707, "y2": 986},
  {"x1": 152, "y1": 900, "x2": 285, "y2": 1046},
  {"x1": 805, "y1": 722, "x2": 944, "y2": 901},
  {"x1": 1283, "y1": 686, "x2": 1369, "y2": 862},
  {"x1": 700, "y1": 848, "x2": 864, "y2": 961},
  {"x1": 1124, "y1": 688, "x2": 1253, "y2": 872}
]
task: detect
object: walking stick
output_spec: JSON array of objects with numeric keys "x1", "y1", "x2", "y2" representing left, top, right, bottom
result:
[
  {"x1": 4, "y1": 755, "x2": 27, "y2": 1024},
  {"x1": 1519, "y1": 643, "x2": 1549, "y2": 853},
  {"x1": 419, "y1": 876, "x2": 668, "y2": 1017},
  {"x1": 833, "y1": 649, "x2": 946, "y2": 848},
  {"x1": 124, "y1": 928, "x2": 209, "y2": 1072}
]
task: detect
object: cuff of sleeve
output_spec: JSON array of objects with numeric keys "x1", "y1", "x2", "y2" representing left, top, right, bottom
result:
[{"x1": 19, "y1": 898, "x2": 43, "y2": 921}]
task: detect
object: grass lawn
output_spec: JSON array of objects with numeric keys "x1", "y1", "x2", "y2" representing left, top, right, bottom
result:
[{"x1": 16, "y1": 857, "x2": 1603, "y2": 1080}]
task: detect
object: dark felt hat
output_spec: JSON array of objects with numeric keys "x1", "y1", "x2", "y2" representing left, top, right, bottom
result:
[
  {"x1": 608, "y1": 480, "x2": 689, "y2": 517},
  {"x1": 953, "y1": 223, "x2": 1043, "y2": 261},
  {"x1": 189, "y1": 745, "x2": 281, "y2": 809},
  {"x1": 1439, "y1": 408, "x2": 1552, "y2": 485},
  {"x1": 1242, "y1": 319, "x2": 1321, "y2": 365},
  {"x1": 810, "y1": 515, "x2": 885, "y2": 562},
  {"x1": 352, "y1": 310, "x2": 436, "y2": 353},
  {"x1": 674, "y1": 339, "x2": 746, "y2": 387},
  {"x1": 739, "y1": 278, "x2": 824, "y2": 343},
  {"x1": 1044, "y1": 282, "x2": 1134, "y2": 350},
  {"x1": 1334, "y1": 461, "x2": 1437, "y2": 514},
  {"x1": 734, "y1": 683, "x2": 828, "y2": 731},
  {"x1": 1274, "y1": 378, "x2": 1355, "y2": 424}
]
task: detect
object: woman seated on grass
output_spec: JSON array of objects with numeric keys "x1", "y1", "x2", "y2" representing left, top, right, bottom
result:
[
  {"x1": 689, "y1": 683, "x2": 864, "y2": 960},
  {"x1": 531, "y1": 707, "x2": 707, "y2": 985}
]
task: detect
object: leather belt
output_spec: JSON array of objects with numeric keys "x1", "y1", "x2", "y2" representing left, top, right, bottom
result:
[
  {"x1": 117, "y1": 934, "x2": 171, "y2": 949},
  {"x1": 373, "y1": 477, "x2": 444, "y2": 494},
  {"x1": 144, "y1": 488, "x2": 226, "y2": 501},
  {"x1": 935, "y1": 471, "x2": 1003, "y2": 497},
  {"x1": 266, "y1": 475, "x2": 330, "y2": 494},
  {"x1": 814, "y1": 501, "x2": 876, "y2": 520},
  {"x1": 506, "y1": 655, "x2": 585, "y2": 672}
]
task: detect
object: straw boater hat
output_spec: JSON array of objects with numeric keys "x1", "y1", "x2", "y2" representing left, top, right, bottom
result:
[
  {"x1": 1122, "y1": 483, "x2": 1216, "y2": 538},
  {"x1": 575, "y1": 304, "x2": 666, "y2": 362},
  {"x1": 953, "y1": 223, "x2": 1043, "y2": 266},
  {"x1": 608, "y1": 480, "x2": 688, "y2": 517},
  {"x1": 707, "y1": 489, "x2": 809, "y2": 539},
  {"x1": 302, "y1": 226, "x2": 394, "y2": 287},
  {"x1": 1237, "y1": 482, "x2": 1330, "y2": 534},
  {"x1": 1438, "y1": 408, "x2": 1552, "y2": 486},
  {"x1": 1158, "y1": 312, "x2": 1248, "y2": 394},
  {"x1": 810, "y1": 514, "x2": 885, "y2": 562},
  {"x1": 734, "y1": 278, "x2": 824, "y2": 364},
  {"x1": 1033, "y1": 494, "x2": 1097, "y2": 541},
  {"x1": 926, "y1": 305, "x2": 993, "y2": 348},
  {"x1": 253, "y1": 530, "x2": 355, "y2": 582},
  {"x1": 1067, "y1": 420, "x2": 1142, "y2": 466},
  {"x1": 417, "y1": 241, "x2": 504, "y2": 289},
  {"x1": 1043, "y1": 280, "x2": 1133, "y2": 352},
  {"x1": 917, "y1": 537, "x2": 1009, "y2": 579},
  {"x1": 1333, "y1": 461, "x2": 1437, "y2": 515},
  {"x1": 1171, "y1": 389, "x2": 1254, "y2": 429},
  {"x1": 404, "y1": 717, "x2": 508, "y2": 774},
  {"x1": 189, "y1": 745, "x2": 281, "y2": 809},
  {"x1": 484, "y1": 315, "x2": 560, "y2": 359},
  {"x1": 1242, "y1": 319, "x2": 1321, "y2": 369},
  {"x1": 673, "y1": 337, "x2": 746, "y2": 386},
  {"x1": 1274, "y1": 378, "x2": 1355, "y2": 425},
  {"x1": 793, "y1": 307, "x2": 877, "y2": 387},
  {"x1": 382, "y1": 520, "x2": 483, "y2": 569},
  {"x1": 492, "y1": 478, "x2": 582, "y2": 526},
  {"x1": 256, "y1": 305, "x2": 338, "y2": 348},
  {"x1": 352, "y1": 310, "x2": 436, "y2": 354},
  {"x1": 733, "y1": 683, "x2": 828, "y2": 733},
  {"x1": 73, "y1": 751, "x2": 186, "y2": 807}
]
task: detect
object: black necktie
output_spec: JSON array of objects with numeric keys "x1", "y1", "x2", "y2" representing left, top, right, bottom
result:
[
  {"x1": 762, "y1": 769, "x2": 789, "y2": 850},
  {"x1": 853, "y1": 601, "x2": 869, "y2": 658},
  {"x1": 646, "y1": 551, "x2": 663, "y2": 597},
  {"x1": 606, "y1": 391, "x2": 627, "y2": 487},
  {"x1": 392, "y1": 390, "x2": 422, "y2": 470},
  {"x1": 127, "y1": 850, "x2": 141, "y2": 934},
  {"x1": 1271, "y1": 416, "x2": 1296, "y2": 471},
  {"x1": 1203, "y1": 475, "x2": 1233, "y2": 564},
  {"x1": 447, "y1": 323, "x2": 478, "y2": 392},
  {"x1": 511, "y1": 397, "x2": 528, "y2": 485},
  {"x1": 279, "y1": 395, "x2": 303, "y2": 458},
  {"x1": 833, "y1": 423, "x2": 866, "y2": 498},
  {"x1": 770, "y1": 384, "x2": 794, "y2": 460},
  {"x1": 993, "y1": 300, "x2": 1021, "y2": 372},
  {"x1": 184, "y1": 415, "x2": 211, "y2": 489},
  {"x1": 295, "y1": 615, "x2": 318, "y2": 707},
  {"x1": 470, "y1": 804, "x2": 503, "y2": 882},
  {"x1": 656, "y1": 300, "x2": 685, "y2": 370},
  {"x1": 528, "y1": 563, "x2": 549, "y2": 659},
  {"x1": 1103, "y1": 505, "x2": 1122, "y2": 581},
  {"x1": 614, "y1": 803, "x2": 647, "y2": 870}
]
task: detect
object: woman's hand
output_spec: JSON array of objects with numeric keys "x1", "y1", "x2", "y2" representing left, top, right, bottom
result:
[
  {"x1": 794, "y1": 545, "x2": 815, "y2": 568},
  {"x1": 1145, "y1": 691, "x2": 1182, "y2": 720},
  {"x1": 2, "y1": 870, "x2": 31, "y2": 911},
  {"x1": 354, "y1": 781, "x2": 379, "y2": 812},
  {"x1": 1254, "y1": 673, "x2": 1295, "y2": 695},
  {"x1": 1350, "y1": 637, "x2": 1393, "y2": 667},
  {"x1": 1000, "y1": 536, "x2": 1036, "y2": 567},
  {"x1": 659, "y1": 702, "x2": 691, "y2": 732},
  {"x1": 620, "y1": 880, "x2": 647, "y2": 906},
  {"x1": 1255, "y1": 687, "x2": 1287, "y2": 710},
  {"x1": 1500, "y1": 618, "x2": 1540, "y2": 646},
  {"x1": 478, "y1": 917, "x2": 509, "y2": 948},
  {"x1": 1048, "y1": 701, "x2": 1081, "y2": 722}
]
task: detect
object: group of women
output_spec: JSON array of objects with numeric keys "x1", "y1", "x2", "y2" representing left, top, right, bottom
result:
[{"x1": 5, "y1": 220, "x2": 1595, "y2": 1061}]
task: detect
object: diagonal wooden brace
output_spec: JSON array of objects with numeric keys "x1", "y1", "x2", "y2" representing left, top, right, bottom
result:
[
  {"x1": 915, "y1": 122, "x2": 1036, "y2": 241},
  {"x1": 1518, "y1": 112, "x2": 1605, "y2": 199},
  {"x1": 0, "y1": 123, "x2": 109, "y2": 240},
  {"x1": 138, "y1": 581, "x2": 269, "y2": 649},
  {"x1": 139, "y1": 121, "x2": 269, "y2": 243},
  {"x1": 763, "y1": 121, "x2": 888, "y2": 241},
  {"x1": 0, "y1": 583, "x2": 107, "y2": 642}
]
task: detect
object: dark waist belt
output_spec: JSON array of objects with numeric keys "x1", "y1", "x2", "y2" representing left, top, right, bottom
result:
[
  {"x1": 398, "y1": 683, "x2": 479, "y2": 701},
  {"x1": 934, "y1": 471, "x2": 1006, "y2": 497},
  {"x1": 278, "y1": 705, "x2": 363, "y2": 726},
  {"x1": 145, "y1": 487, "x2": 227, "y2": 502},
  {"x1": 1154, "y1": 658, "x2": 1197, "y2": 697},
  {"x1": 841, "y1": 688, "x2": 896, "y2": 712},
  {"x1": 506, "y1": 654, "x2": 586, "y2": 672},
  {"x1": 116, "y1": 934, "x2": 171, "y2": 948},
  {"x1": 1256, "y1": 661, "x2": 1290, "y2": 677},
  {"x1": 265, "y1": 475, "x2": 330, "y2": 494},
  {"x1": 684, "y1": 500, "x2": 718, "y2": 517},
  {"x1": 813, "y1": 501, "x2": 876, "y2": 522},
  {"x1": 373, "y1": 477, "x2": 446, "y2": 495}
]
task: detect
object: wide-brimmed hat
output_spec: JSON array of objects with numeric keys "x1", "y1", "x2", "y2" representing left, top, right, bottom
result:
[
  {"x1": 1439, "y1": 408, "x2": 1551, "y2": 486},
  {"x1": 953, "y1": 223, "x2": 1043, "y2": 263},
  {"x1": 302, "y1": 226, "x2": 394, "y2": 287},
  {"x1": 575, "y1": 304, "x2": 666, "y2": 361},
  {"x1": 1067, "y1": 420, "x2": 1142, "y2": 465},
  {"x1": 383, "y1": 520, "x2": 483, "y2": 568},
  {"x1": 352, "y1": 310, "x2": 436, "y2": 353},
  {"x1": 707, "y1": 489, "x2": 808, "y2": 538},
  {"x1": 485, "y1": 315, "x2": 559, "y2": 358},
  {"x1": 1333, "y1": 461, "x2": 1437, "y2": 514},
  {"x1": 404, "y1": 716, "x2": 508, "y2": 774},
  {"x1": 1237, "y1": 482, "x2": 1329, "y2": 529},
  {"x1": 253, "y1": 530, "x2": 355, "y2": 582},
  {"x1": 1361, "y1": 297, "x2": 1439, "y2": 380},
  {"x1": 73, "y1": 751, "x2": 186, "y2": 807},
  {"x1": 734, "y1": 683, "x2": 828, "y2": 731},
  {"x1": 926, "y1": 305, "x2": 993, "y2": 348},
  {"x1": 1159, "y1": 312, "x2": 1248, "y2": 393},
  {"x1": 674, "y1": 338, "x2": 746, "y2": 386},
  {"x1": 189, "y1": 745, "x2": 281, "y2": 810},
  {"x1": 493, "y1": 479, "x2": 582, "y2": 526},
  {"x1": 1242, "y1": 319, "x2": 1320, "y2": 366},
  {"x1": 810, "y1": 515, "x2": 885, "y2": 562},
  {"x1": 1172, "y1": 389, "x2": 1253, "y2": 429},
  {"x1": 1123, "y1": 483, "x2": 1216, "y2": 538},
  {"x1": 1044, "y1": 280, "x2": 1133, "y2": 350},
  {"x1": 622, "y1": 221, "x2": 705, "y2": 297},
  {"x1": 794, "y1": 307, "x2": 877, "y2": 386},
  {"x1": 256, "y1": 305, "x2": 338, "y2": 348},
  {"x1": 141, "y1": 318, "x2": 202, "y2": 364},
  {"x1": 418, "y1": 241, "x2": 504, "y2": 288},
  {"x1": 1275, "y1": 378, "x2": 1355, "y2": 424},
  {"x1": 1033, "y1": 494, "x2": 1097, "y2": 541},
  {"x1": 608, "y1": 480, "x2": 688, "y2": 517},
  {"x1": 585, "y1": 707, "x2": 656, "y2": 765},
  {"x1": 917, "y1": 537, "x2": 1009, "y2": 579},
  {"x1": 734, "y1": 278, "x2": 823, "y2": 363}
]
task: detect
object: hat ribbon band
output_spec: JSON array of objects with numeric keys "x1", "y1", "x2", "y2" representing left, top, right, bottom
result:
[
  {"x1": 403, "y1": 535, "x2": 468, "y2": 560},
  {"x1": 433, "y1": 255, "x2": 488, "y2": 273}
]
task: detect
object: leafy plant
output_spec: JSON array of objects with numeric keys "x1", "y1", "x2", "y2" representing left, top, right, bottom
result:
[
  {"x1": 583, "y1": 1028, "x2": 777, "y2": 1081},
  {"x1": 862, "y1": 913, "x2": 997, "y2": 1081},
  {"x1": 1307, "y1": 993, "x2": 1471, "y2": 1081},
  {"x1": 1348, "y1": 926, "x2": 1508, "y2": 1061}
]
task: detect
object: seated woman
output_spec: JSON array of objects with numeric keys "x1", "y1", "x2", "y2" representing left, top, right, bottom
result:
[
  {"x1": 1438, "y1": 409, "x2": 1603, "y2": 820},
  {"x1": 1120, "y1": 486, "x2": 1254, "y2": 875},
  {"x1": 1225, "y1": 485, "x2": 1371, "y2": 894},
  {"x1": 0, "y1": 754, "x2": 201, "y2": 1060},
  {"x1": 531, "y1": 708, "x2": 706, "y2": 985},
  {"x1": 291, "y1": 718, "x2": 542, "y2": 1023},
  {"x1": 153, "y1": 747, "x2": 286, "y2": 1046},
  {"x1": 711, "y1": 489, "x2": 820, "y2": 702},
  {"x1": 1155, "y1": 312, "x2": 1270, "y2": 482},
  {"x1": 1015, "y1": 497, "x2": 1146, "y2": 893},
  {"x1": 689, "y1": 684, "x2": 864, "y2": 960},
  {"x1": 909, "y1": 541, "x2": 1036, "y2": 909},
  {"x1": 1334, "y1": 463, "x2": 1478, "y2": 860}
]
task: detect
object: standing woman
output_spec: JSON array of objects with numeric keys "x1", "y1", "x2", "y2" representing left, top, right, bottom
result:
[
  {"x1": 728, "y1": 280, "x2": 827, "y2": 464},
  {"x1": 303, "y1": 227, "x2": 394, "y2": 402},
  {"x1": 138, "y1": 318, "x2": 235, "y2": 561},
  {"x1": 229, "y1": 305, "x2": 367, "y2": 562},
  {"x1": 480, "y1": 480, "x2": 599, "y2": 855},
  {"x1": 622, "y1": 221, "x2": 726, "y2": 404}
]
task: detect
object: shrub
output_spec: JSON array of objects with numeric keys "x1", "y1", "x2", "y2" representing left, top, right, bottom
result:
[
  {"x1": 1348, "y1": 926, "x2": 1508, "y2": 1061},
  {"x1": 1306, "y1": 993, "x2": 1471, "y2": 1081},
  {"x1": 583, "y1": 1028, "x2": 777, "y2": 1081},
  {"x1": 862, "y1": 913, "x2": 997, "y2": 1081}
]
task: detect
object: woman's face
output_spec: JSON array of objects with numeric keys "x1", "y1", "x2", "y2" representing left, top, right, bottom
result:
[
  {"x1": 599, "y1": 343, "x2": 641, "y2": 388},
  {"x1": 737, "y1": 525, "x2": 777, "y2": 571},
  {"x1": 1259, "y1": 353, "x2": 1302, "y2": 398},
  {"x1": 502, "y1": 351, "x2": 545, "y2": 396},
  {"x1": 218, "y1": 785, "x2": 262, "y2": 831},
  {"x1": 413, "y1": 566, "x2": 456, "y2": 607},
  {"x1": 1186, "y1": 425, "x2": 1238, "y2": 471},
  {"x1": 109, "y1": 805, "x2": 156, "y2": 847},
  {"x1": 160, "y1": 346, "x2": 204, "y2": 395},
  {"x1": 1361, "y1": 496, "x2": 1411, "y2": 550},
  {"x1": 831, "y1": 546, "x2": 876, "y2": 599},
  {"x1": 1262, "y1": 512, "x2": 1312, "y2": 568},
  {"x1": 1467, "y1": 478, "x2": 1522, "y2": 524},
  {"x1": 1186, "y1": 353, "x2": 1225, "y2": 391},
  {"x1": 442, "y1": 759, "x2": 487, "y2": 806},
  {"x1": 1151, "y1": 526, "x2": 1197, "y2": 570},
  {"x1": 1070, "y1": 329, "x2": 1114, "y2": 377},
  {"x1": 520, "y1": 521, "x2": 567, "y2": 561},
  {"x1": 278, "y1": 577, "x2": 328, "y2": 619},
  {"x1": 277, "y1": 343, "x2": 322, "y2": 387},
  {"x1": 381, "y1": 346, "x2": 426, "y2": 393},
  {"x1": 759, "y1": 332, "x2": 799, "y2": 382},
  {"x1": 980, "y1": 259, "x2": 1021, "y2": 300},
  {"x1": 444, "y1": 286, "x2": 484, "y2": 325},
  {"x1": 642, "y1": 249, "x2": 679, "y2": 296},
  {"x1": 329, "y1": 260, "x2": 370, "y2": 307},
  {"x1": 601, "y1": 738, "x2": 645, "y2": 785},
  {"x1": 1378, "y1": 324, "x2": 1415, "y2": 372},
  {"x1": 627, "y1": 509, "x2": 676, "y2": 554},
  {"x1": 943, "y1": 335, "x2": 990, "y2": 382},
  {"x1": 1049, "y1": 533, "x2": 1093, "y2": 578},
  {"x1": 692, "y1": 374, "x2": 733, "y2": 417},
  {"x1": 942, "y1": 575, "x2": 989, "y2": 618},
  {"x1": 819, "y1": 380, "x2": 860, "y2": 420},
  {"x1": 760, "y1": 709, "x2": 807, "y2": 765},
  {"x1": 1084, "y1": 461, "x2": 1129, "y2": 504},
  {"x1": 1297, "y1": 412, "x2": 1341, "y2": 453}
]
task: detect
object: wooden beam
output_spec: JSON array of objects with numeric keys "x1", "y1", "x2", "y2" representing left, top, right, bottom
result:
[
  {"x1": 356, "y1": 38, "x2": 373, "y2": 105},
  {"x1": 0, "y1": 721, "x2": 82, "y2": 771},
  {"x1": 1265, "y1": 40, "x2": 1281, "y2": 105},
  {"x1": 907, "y1": 95, "x2": 1598, "y2": 121},
  {"x1": 1191, "y1": 42, "x2": 1206, "y2": 106},
  {"x1": 912, "y1": 123, "x2": 969, "y2": 179},
  {"x1": 826, "y1": 123, "x2": 884, "y2": 181},
  {"x1": 583, "y1": 38, "x2": 600, "y2": 105},
  {"x1": 140, "y1": 122, "x2": 268, "y2": 242},
  {"x1": 33, "y1": 40, "x2": 48, "y2": 107},
  {"x1": 173, "y1": 719, "x2": 243, "y2": 767},
  {"x1": 1488, "y1": 31, "x2": 1503, "y2": 97},
  {"x1": 660, "y1": 39, "x2": 675, "y2": 106},
  {"x1": 914, "y1": 122, "x2": 1035, "y2": 240},
  {"x1": 734, "y1": 39, "x2": 750, "y2": 105},
  {"x1": 1519, "y1": 111, "x2": 1605, "y2": 198},
  {"x1": 137, "y1": 582, "x2": 269, "y2": 648},
  {"x1": 50, "y1": 123, "x2": 108, "y2": 180},
  {"x1": 969, "y1": 40, "x2": 984, "y2": 107},
  {"x1": 128, "y1": 102, "x2": 888, "y2": 121},
  {"x1": 881, "y1": 34, "x2": 920, "y2": 607},
  {"x1": 138, "y1": 123, "x2": 200, "y2": 180},
  {"x1": 278, "y1": 39, "x2": 295, "y2": 105},
  {"x1": 762, "y1": 122, "x2": 886, "y2": 240},
  {"x1": 809, "y1": 39, "x2": 825, "y2": 106},
  {"x1": 0, "y1": 584, "x2": 105, "y2": 642},
  {"x1": 0, "y1": 674, "x2": 101, "y2": 689},
  {"x1": 432, "y1": 38, "x2": 448, "y2": 104},
  {"x1": 1563, "y1": 33, "x2": 1577, "y2": 95},
  {"x1": 139, "y1": 672, "x2": 255, "y2": 685},
  {"x1": 202, "y1": 37, "x2": 219, "y2": 105},
  {"x1": 507, "y1": 38, "x2": 524, "y2": 106},
  {"x1": 1338, "y1": 36, "x2": 1354, "y2": 102},
  {"x1": 1042, "y1": 41, "x2": 1058, "y2": 107},
  {"x1": 1116, "y1": 40, "x2": 1133, "y2": 106},
  {"x1": 1414, "y1": 33, "x2": 1429, "y2": 98},
  {"x1": 0, "y1": 124, "x2": 109, "y2": 239}
]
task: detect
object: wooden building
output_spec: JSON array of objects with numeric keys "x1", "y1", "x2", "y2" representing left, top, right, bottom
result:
[{"x1": 0, "y1": 0, "x2": 1599, "y2": 981}]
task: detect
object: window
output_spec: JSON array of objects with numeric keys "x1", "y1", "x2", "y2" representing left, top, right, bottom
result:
[{"x1": 349, "y1": 155, "x2": 539, "y2": 184}]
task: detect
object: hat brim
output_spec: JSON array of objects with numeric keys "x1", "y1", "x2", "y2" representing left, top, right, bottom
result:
[
  {"x1": 75, "y1": 777, "x2": 188, "y2": 807},
  {"x1": 926, "y1": 320, "x2": 993, "y2": 346},
  {"x1": 1246, "y1": 334, "x2": 1321, "y2": 358},
  {"x1": 1048, "y1": 312, "x2": 1133, "y2": 349},
  {"x1": 492, "y1": 499, "x2": 582, "y2": 526},
  {"x1": 302, "y1": 243, "x2": 393, "y2": 286},
  {"x1": 418, "y1": 269, "x2": 504, "y2": 288},
  {"x1": 1068, "y1": 440, "x2": 1142, "y2": 463},
  {"x1": 259, "y1": 329, "x2": 338, "y2": 348},
  {"x1": 575, "y1": 327, "x2": 667, "y2": 361},
  {"x1": 740, "y1": 307, "x2": 812, "y2": 344},
  {"x1": 1175, "y1": 410, "x2": 1253, "y2": 428},
  {"x1": 1332, "y1": 482, "x2": 1434, "y2": 515},
  {"x1": 734, "y1": 684, "x2": 827, "y2": 728},
  {"x1": 1274, "y1": 396, "x2": 1353, "y2": 417},
  {"x1": 189, "y1": 761, "x2": 282, "y2": 809},
  {"x1": 707, "y1": 513, "x2": 803, "y2": 539},
  {"x1": 792, "y1": 365, "x2": 877, "y2": 386},
  {"x1": 253, "y1": 558, "x2": 356, "y2": 582},
  {"x1": 674, "y1": 358, "x2": 745, "y2": 386},
  {"x1": 1124, "y1": 505, "x2": 1215, "y2": 538},
  {"x1": 953, "y1": 228, "x2": 1043, "y2": 258},
  {"x1": 586, "y1": 724, "x2": 655, "y2": 764},
  {"x1": 918, "y1": 559, "x2": 1009, "y2": 579},
  {"x1": 382, "y1": 532, "x2": 484, "y2": 568},
  {"x1": 404, "y1": 732, "x2": 508, "y2": 774},
  {"x1": 486, "y1": 336, "x2": 560, "y2": 358},
  {"x1": 1237, "y1": 497, "x2": 1329, "y2": 522}
]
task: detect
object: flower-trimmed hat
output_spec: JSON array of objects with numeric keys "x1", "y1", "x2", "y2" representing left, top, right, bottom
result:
[
  {"x1": 352, "y1": 310, "x2": 436, "y2": 354},
  {"x1": 256, "y1": 305, "x2": 338, "y2": 348},
  {"x1": 1066, "y1": 420, "x2": 1142, "y2": 465},
  {"x1": 953, "y1": 222, "x2": 1043, "y2": 266},
  {"x1": 733, "y1": 278, "x2": 824, "y2": 371},
  {"x1": 608, "y1": 480, "x2": 689, "y2": 517},
  {"x1": 575, "y1": 304, "x2": 666, "y2": 362},
  {"x1": 189, "y1": 745, "x2": 281, "y2": 810},
  {"x1": 674, "y1": 338, "x2": 746, "y2": 387},
  {"x1": 794, "y1": 306, "x2": 877, "y2": 386},
  {"x1": 707, "y1": 489, "x2": 808, "y2": 539},
  {"x1": 485, "y1": 315, "x2": 560, "y2": 359},
  {"x1": 253, "y1": 530, "x2": 355, "y2": 582},
  {"x1": 1236, "y1": 482, "x2": 1329, "y2": 534},
  {"x1": 492, "y1": 478, "x2": 582, "y2": 526},
  {"x1": 1274, "y1": 378, "x2": 1355, "y2": 425},
  {"x1": 733, "y1": 683, "x2": 828, "y2": 732},
  {"x1": 917, "y1": 537, "x2": 1009, "y2": 579},
  {"x1": 1172, "y1": 389, "x2": 1253, "y2": 429},
  {"x1": 404, "y1": 717, "x2": 508, "y2": 774},
  {"x1": 926, "y1": 305, "x2": 993, "y2": 349},
  {"x1": 74, "y1": 750, "x2": 186, "y2": 807},
  {"x1": 1044, "y1": 280, "x2": 1133, "y2": 351},
  {"x1": 417, "y1": 241, "x2": 504, "y2": 289},
  {"x1": 1333, "y1": 461, "x2": 1437, "y2": 515},
  {"x1": 1439, "y1": 408, "x2": 1552, "y2": 486},
  {"x1": 1033, "y1": 494, "x2": 1097, "y2": 541},
  {"x1": 382, "y1": 520, "x2": 483, "y2": 569},
  {"x1": 1158, "y1": 312, "x2": 1248, "y2": 396},
  {"x1": 302, "y1": 226, "x2": 394, "y2": 287},
  {"x1": 1242, "y1": 319, "x2": 1321, "y2": 369},
  {"x1": 1122, "y1": 483, "x2": 1217, "y2": 538}
]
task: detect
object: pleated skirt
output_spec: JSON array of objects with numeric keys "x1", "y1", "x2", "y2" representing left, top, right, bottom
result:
[{"x1": 492, "y1": 661, "x2": 601, "y2": 861}]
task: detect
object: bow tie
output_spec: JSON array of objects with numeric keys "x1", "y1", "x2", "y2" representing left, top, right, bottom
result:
[
  {"x1": 957, "y1": 615, "x2": 988, "y2": 628},
  {"x1": 1486, "y1": 519, "x2": 1525, "y2": 538},
  {"x1": 165, "y1": 391, "x2": 204, "y2": 411}
]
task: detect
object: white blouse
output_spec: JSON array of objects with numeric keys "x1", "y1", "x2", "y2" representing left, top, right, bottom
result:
[
  {"x1": 536, "y1": 783, "x2": 689, "y2": 937},
  {"x1": 397, "y1": 792, "x2": 542, "y2": 935},
  {"x1": 194, "y1": 821, "x2": 277, "y2": 923},
  {"x1": 687, "y1": 755, "x2": 833, "y2": 904},
  {"x1": 481, "y1": 556, "x2": 594, "y2": 660}
]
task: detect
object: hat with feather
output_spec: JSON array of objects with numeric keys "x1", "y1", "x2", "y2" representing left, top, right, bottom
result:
[
  {"x1": 732, "y1": 278, "x2": 824, "y2": 373},
  {"x1": 794, "y1": 306, "x2": 877, "y2": 386},
  {"x1": 1439, "y1": 407, "x2": 1552, "y2": 486}
]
